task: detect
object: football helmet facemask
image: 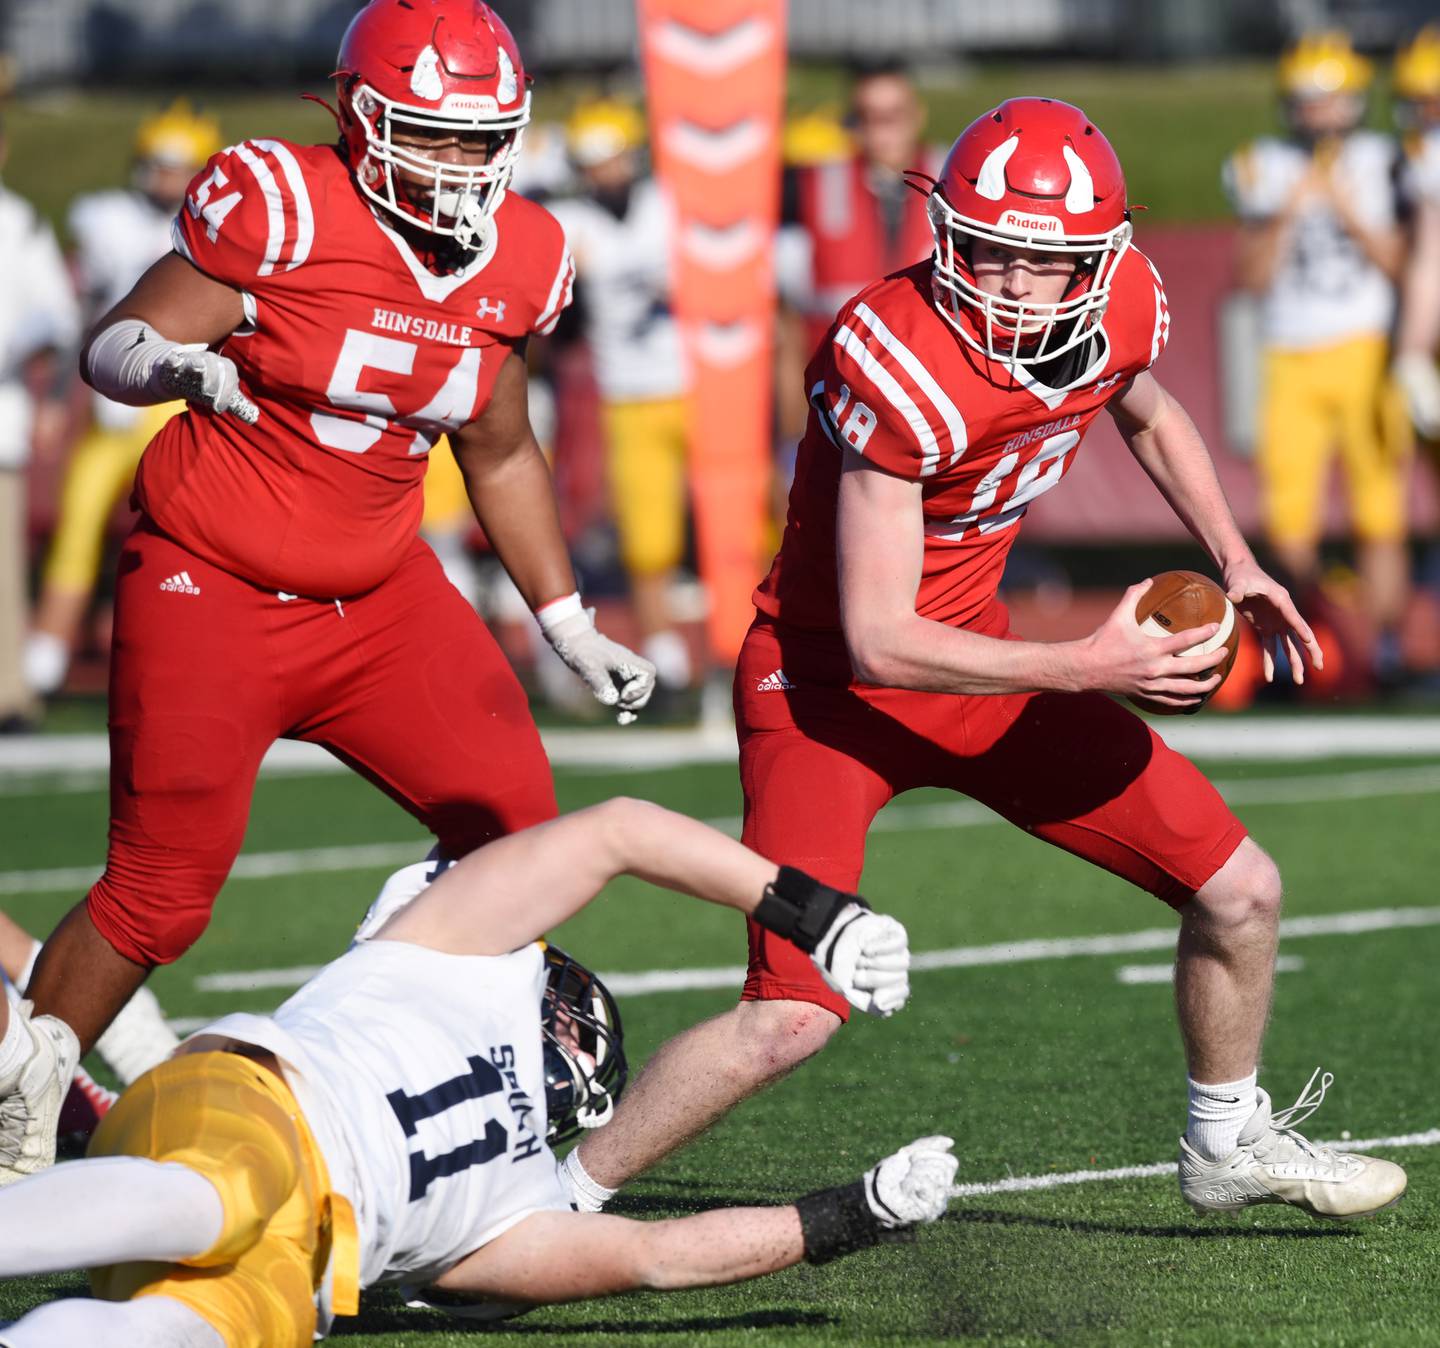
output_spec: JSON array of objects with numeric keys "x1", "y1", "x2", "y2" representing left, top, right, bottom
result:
[
  {"x1": 540, "y1": 944, "x2": 627, "y2": 1146},
  {"x1": 926, "y1": 97, "x2": 1130, "y2": 372},
  {"x1": 333, "y1": 0, "x2": 531, "y2": 253}
]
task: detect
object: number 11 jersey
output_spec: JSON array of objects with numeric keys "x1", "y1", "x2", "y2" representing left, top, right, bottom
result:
[
  {"x1": 138, "y1": 138, "x2": 574, "y2": 598},
  {"x1": 755, "y1": 249, "x2": 1170, "y2": 636}
]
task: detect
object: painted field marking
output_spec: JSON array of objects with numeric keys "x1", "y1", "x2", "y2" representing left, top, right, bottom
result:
[
  {"x1": 948, "y1": 1128, "x2": 1440, "y2": 1199},
  {"x1": 190, "y1": 904, "x2": 1440, "y2": 997},
  {"x1": 1116, "y1": 955, "x2": 1305, "y2": 985},
  {"x1": 7, "y1": 762, "x2": 1438, "y2": 899}
]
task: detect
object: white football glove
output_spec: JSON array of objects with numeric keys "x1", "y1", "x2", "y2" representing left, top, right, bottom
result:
[
  {"x1": 153, "y1": 344, "x2": 259, "y2": 425},
  {"x1": 862, "y1": 1135, "x2": 958, "y2": 1228},
  {"x1": 1394, "y1": 351, "x2": 1440, "y2": 441},
  {"x1": 811, "y1": 903, "x2": 911, "y2": 1018},
  {"x1": 537, "y1": 599, "x2": 657, "y2": 725}
]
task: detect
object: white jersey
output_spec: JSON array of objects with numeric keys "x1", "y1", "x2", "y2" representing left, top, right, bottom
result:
[
  {"x1": 1222, "y1": 131, "x2": 1399, "y2": 350},
  {"x1": 547, "y1": 178, "x2": 688, "y2": 402},
  {"x1": 199, "y1": 937, "x2": 569, "y2": 1333},
  {"x1": 68, "y1": 189, "x2": 176, "y2": 429},
  {"x1": 1400, "y1": 127, "x2": 1440, "y2": 208},
  {"x1": 0, "y1": 184, "x2": 79, "y2": 468}
]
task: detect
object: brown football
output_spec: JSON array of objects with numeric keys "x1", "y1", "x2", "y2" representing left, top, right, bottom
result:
[{"x1": 1128, "y1": 570, "x2": 1240, "y2": 716}]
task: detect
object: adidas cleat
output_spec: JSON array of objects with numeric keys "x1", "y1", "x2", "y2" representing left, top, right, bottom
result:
[
  {"x1": 0, "y1": 1002, "x2": 80, "y2": 1186},
  {"x1": 1179, "y1": 1069, "x2": 1407, "y2": 1221}
]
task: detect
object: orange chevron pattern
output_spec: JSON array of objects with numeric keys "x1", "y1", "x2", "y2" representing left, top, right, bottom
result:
[{"x1": 638, "y1": 0, "x2": 785, "y2": 663}]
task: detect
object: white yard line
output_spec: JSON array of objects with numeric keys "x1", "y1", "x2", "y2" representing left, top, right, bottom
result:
[
  {"x1": 5, "y1": 715, "x2": 1440, "y2": 789},
  {"x1": 190, "y1": 904, "x2": 1440, "y2": 996},
  {"x1": 4, "y1": 762, "x2": 1437, "y2": 900},
  {"x1": 947, "y1": 1128, "x2": 1440, "y2": 1199},
  {"x1": 1116, "y1": 955, "x2": 1304, "y2": 985}
]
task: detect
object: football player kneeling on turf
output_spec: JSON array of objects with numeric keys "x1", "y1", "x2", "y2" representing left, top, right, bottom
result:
[{"x1": 0, "y1": 799, "x2": 943, "y2": 1347}]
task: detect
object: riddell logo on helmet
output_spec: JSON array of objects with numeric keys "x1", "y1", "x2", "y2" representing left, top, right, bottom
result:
[{"x1": 998, "y1": 210, "x2": 1061, "y2": 234}]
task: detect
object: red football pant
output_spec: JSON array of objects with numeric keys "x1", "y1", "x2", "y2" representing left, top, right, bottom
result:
[
  {"x1": 735, "y1": 616, "x2": 1248, "y2": 1021},
  {"x1": 89, "y1": 522, "x2": 557, "y2": 966}
]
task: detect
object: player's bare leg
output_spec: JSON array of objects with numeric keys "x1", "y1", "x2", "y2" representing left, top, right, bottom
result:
[
  {"x1": 1357, "y1": 537, "x2": 1408, "y2": 681},
  {"x1": 566, "y1": 999, "x2": 839, "y2": 1205},
  {"x1": 26, "y1": 903, "x2": 149, "y2": 1053}
]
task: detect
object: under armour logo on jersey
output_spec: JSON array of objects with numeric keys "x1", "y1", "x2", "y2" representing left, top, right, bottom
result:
[
  {"x1": 755, "y1": 668, "x2": 795, "y2": 692},
  {"x1": 475, "y1": 296, "x2": 507, "y2": 323},
  {"x1": 159, "y1": 571, "x2": 201, "y2": 596}
]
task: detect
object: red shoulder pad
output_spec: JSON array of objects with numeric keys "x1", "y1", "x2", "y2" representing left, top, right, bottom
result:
[
  {"x1": 498, "y1": 196, "x2": 575, "y2": 336},
  {"x1": 173, "y1": 139, "x2": 318, "y2": 287},
  {"x1": 1111, "y1": 245, "x2": 1171, "y2": 372},
  {"x1": 811, "y1": 288, "x2": 969, "y2": 481}
]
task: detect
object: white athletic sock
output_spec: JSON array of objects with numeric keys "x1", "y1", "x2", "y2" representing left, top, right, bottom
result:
[
  {"x1": 14, "y1": 940, "x2": 42, "y2": 996},
  {"x1": 94, "y1": 984, "x2": 180, "y2": 1086},
  {"x1": 0, "y1": 1156, "x2": 224, "y2": 1276},
  {"x1": 559, "y1": 1147, "x2": 617, "y2": 1213},
  {"x1": 0, "y1": 1005, "x2": 31, "y2": 1083},
  {"x1": 0, "y1": 1294, "x2": 224, "y2": 1348},
  {"x1": 1186, "y1": 1071, "x2": 1259, "y2": 1161}
]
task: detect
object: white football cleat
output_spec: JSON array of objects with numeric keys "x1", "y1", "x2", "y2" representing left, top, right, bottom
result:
[
  {"x1": 1179, "y1": 1069, "x2": 1407, "y2": 1221},
  {"x1": 0, "y1": 1002, "x2": 80, "y2": 1186}
]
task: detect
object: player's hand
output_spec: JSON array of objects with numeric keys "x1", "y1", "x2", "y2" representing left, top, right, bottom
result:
[
  {"x1": 540, "y1": 604, "x2": 657, "y2": 725},
  {"x1": 810, "y1": 903, "x2": 911, "y2": 1017},
  {"x1": 862, "y1": 1136, "x2": 958, "y2": 1227},
  {"x1": 1221, "y1": 561, "x2": 1322, "y2": 685},
  {"x1": 1077, "y1": 580, "x2": 1229, "y2": 710},
  {"x1": 1394, "y1": 352, "x2": 1440, "y2": 441},
  {"x1": 153, "y1": 345, "x2": 259, "y2": 424}
]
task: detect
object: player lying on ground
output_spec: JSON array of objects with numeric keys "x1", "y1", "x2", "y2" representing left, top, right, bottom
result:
[
  {"x1": 558, "y1": 97, "x2": 1409, "y2": 1225},
  {"x1": 0, "y1": 798, "x2": 932, "y2": 1347},
  {"x1": 0, "y1": 0, "x2": 658, "y2": 1190}
]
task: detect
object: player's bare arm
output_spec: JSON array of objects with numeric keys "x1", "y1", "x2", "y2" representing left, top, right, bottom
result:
[
  {"x1": 1108, "y1": 371, "x2": 1321, "y2": 682},
  {"x1": 835, "y1": 449, "x2": 1224, "y2": 704},
  {"x1": 375, "y1": 797, "x2": 910, "y2": 1018},
  {"x1": 79, "y1": 251, "x2": 256, "y2": 422},
  {"x1": 449, "y1": 345, "x2": 577, "y2": 610}
]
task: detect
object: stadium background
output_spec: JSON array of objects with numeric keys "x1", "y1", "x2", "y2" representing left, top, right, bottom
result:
[{"x1": 1, "y1": 2, "x2": 1438, "y2": 1345}]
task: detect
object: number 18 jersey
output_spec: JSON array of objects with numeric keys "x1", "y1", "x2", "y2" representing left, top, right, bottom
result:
[
  {"x1": 755, "y1": 249, "x2": 1169, "y2": 635},
  {"x1": 138, "y1": 139, "x2": 574, "y2": 598}
]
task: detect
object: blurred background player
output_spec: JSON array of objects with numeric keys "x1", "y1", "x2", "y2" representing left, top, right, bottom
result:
[
  {"x1": 546, "y1": 99, "x2": 696, "y2": 704},
  {"x1": 1394, "y1": 26, "x2": 1440, "y2": 445},
  {"x1": 24, "y1": 101, "x2": 222, "y2": 702},
  {"x1": 0, "y1": 110, "x2": 79, "y2": 732},
  {"x1": 1223, "y1": 32, "x2": 1411, "y2": 688}
]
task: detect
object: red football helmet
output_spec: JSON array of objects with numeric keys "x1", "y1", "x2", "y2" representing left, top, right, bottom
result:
[
  {"x1": 927, "y1": 98, "x2": 1132, "y2": 367},
  {"x1": 334, "y1": 0, "x2": 531, "y2": 252}
]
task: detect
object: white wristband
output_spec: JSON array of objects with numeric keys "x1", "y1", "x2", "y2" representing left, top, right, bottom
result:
[
  {"x1": 535, "y1": 591, "x2": 586, "y2": 636},
  {"x1": 84, "y1": 318, "x2": 181, "y2": 407}
]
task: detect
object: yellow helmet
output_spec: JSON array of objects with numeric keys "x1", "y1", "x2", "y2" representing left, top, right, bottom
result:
[
  {"x1": 133, "y1": 99, "x2": 223, "y2": 170},
  {"x1": 782, "y1": 108, "x2": 853, "y2": 166},
  {"x1": 1395, "y1": 26, "x2": 1440, "y2": 102},
  {"x1": 565, "y1": 99, "x2": 645, "y2": 169},
  {"x1": 1278, "y1": 31, "x2": 1373, "y2": 99}
]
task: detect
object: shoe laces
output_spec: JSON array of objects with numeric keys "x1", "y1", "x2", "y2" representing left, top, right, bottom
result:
[
  {"x1": 1259, "y1": 1068, "x2": 1359, "y2": 1175},
  {"x1": 0, "y1": 1093, "x2": 30, "y2": 1165}
]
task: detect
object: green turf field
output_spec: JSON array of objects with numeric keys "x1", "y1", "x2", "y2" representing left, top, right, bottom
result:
[
  {"x1": 1, "y1": 746, "x2": 1437, "y2": 1345},
  {"x1": 2, "y1": 60, "x2": 1412, "y2": 233}
]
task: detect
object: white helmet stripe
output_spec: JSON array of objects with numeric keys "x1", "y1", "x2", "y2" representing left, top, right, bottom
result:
[
  {"x1": 1062, "y1": 145, "x2": 1095, "y2": 213},
  {"x1": 975, "y1": 135, "x2": 1020, "y2": 201}
]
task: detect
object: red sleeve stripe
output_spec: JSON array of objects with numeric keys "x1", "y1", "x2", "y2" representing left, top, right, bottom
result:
[
  {"x1": 534, "y1": 246, "x2": 576, "y2": 336},
  {"x1": 852, "y1": 301, "x2": 968, "y2": 467},
  {"x1": 255, "y1": 139, "x2": 314, "y2": 270},
  {"x1": 833, "y1": 320, "x2": 942, "y2": 476}
]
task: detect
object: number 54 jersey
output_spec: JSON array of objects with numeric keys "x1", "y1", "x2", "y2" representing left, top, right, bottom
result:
[
  {"x1": 139, "y1": 138, "x2": 575, "y2": 598},
  {"x1": 755, "y1": 249, "x2": 1170, "y2": 639}
]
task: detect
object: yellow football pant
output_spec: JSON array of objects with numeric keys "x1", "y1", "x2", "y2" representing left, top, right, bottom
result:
[
  {"x1": 87, "y1": 1051, "x2": 355, "y2": 1348},
  {"x1": 604, "y1": 396, "x2": 690, "y2": 578},
  {"x1": 1257, "y1": 334, "x2": 1411, "y2": 546},
  {"x1": 42, "y1": 404, "x2": 181, "y2": 592}
]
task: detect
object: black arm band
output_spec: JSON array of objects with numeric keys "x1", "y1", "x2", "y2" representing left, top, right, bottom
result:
[
  {"x1": 753, "y1": 866, "x2": 868, "y2": 954},
  {"x1": 795, "y1": 1179, "x2": 912, "y2": 1264}
]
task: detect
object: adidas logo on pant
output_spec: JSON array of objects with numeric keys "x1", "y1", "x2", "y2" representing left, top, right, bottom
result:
[
  {"x1": 755, "y1": 668, "x2": 795, "y2": 692},
  {"x1": 159, "y1": 571, "x2": 201, "y2": 596}
]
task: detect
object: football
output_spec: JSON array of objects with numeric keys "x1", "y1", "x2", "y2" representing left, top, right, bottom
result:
[{"x1": 1128, "y1": 570, "x2": 1240, "y2": 716}]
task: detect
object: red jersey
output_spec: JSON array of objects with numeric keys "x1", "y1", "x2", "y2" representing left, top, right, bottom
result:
[
  {"x1": 755, "y1": 246, "x2": 1170, "y2": 634},
  {"x1": 137, "y1": 138, "x2": 574, "y2": 597}
]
